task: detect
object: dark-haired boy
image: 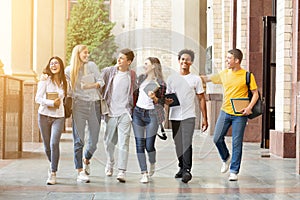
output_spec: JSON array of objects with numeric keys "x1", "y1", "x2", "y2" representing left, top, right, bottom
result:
[
  {"x1": 101, "y1": 48, "x2": 137, "y2": 183},
  {"x1": 166, "y1": 49, "x2": 208, "y2": 183}
]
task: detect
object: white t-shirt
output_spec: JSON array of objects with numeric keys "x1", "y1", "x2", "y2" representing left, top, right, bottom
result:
[
  {"x1": 136, "y1": 80, "x2": 155, "y2": 110},
  {"x1": 109, "y1": 70, "x2": 130, "y2": 117},
  {"x1": 166, "y1": 73, "x2": 204, "y2": 120}
]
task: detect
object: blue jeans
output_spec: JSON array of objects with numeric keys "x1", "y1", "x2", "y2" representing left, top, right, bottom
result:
[
  {"x1": 72, "y1": 99, "x2": 101, "y2": 169},
  {"x1": 213, "y1": 110, "x2": 248, "y2": 174},
  {"x1": 132, "y1": 106, "x2": 158, "y2": 173},
  {"x1": 38, "y1": 114, "x2": 64, "y2": 172},
  {"x1": 171, "y1": 118, "x2": 195, "y2": 172}
]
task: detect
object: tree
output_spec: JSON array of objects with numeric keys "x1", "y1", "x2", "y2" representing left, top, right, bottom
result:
[{"x1": 66, "y1": 0, "x2": 117, "y2": 69}]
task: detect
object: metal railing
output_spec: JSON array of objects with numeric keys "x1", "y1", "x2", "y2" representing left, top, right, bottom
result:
[{"x1": 0, "y1": 75, "x2": 23, "y2": 159}]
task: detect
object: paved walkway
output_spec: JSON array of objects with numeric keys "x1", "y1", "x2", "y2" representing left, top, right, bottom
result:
[{"x1": 0, "y1": 125, "x2": 300, "y2": 199}]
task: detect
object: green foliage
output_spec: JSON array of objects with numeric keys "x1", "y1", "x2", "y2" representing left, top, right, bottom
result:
[{"x1": 66, "y1": 0, "x2": 117, "y2": 69}]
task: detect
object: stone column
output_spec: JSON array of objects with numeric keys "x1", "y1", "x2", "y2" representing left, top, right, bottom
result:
[
  {"x1": 0, "y1": 0, "x2": 36, "y2": 80},
  {"x1": 269, "y1": 0, "x2": 295, "y2": 158},
  {"x1": 33, "y1": 0, "x2": 67, "y2": 75}
]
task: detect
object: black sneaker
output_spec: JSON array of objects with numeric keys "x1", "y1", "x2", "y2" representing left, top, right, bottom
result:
[
  {"x1": 181, "y1": 171, "x2": 192, "y2": 183},
  {"x1": 175, "y1": 168, "x2": 184, "y2": 178}
]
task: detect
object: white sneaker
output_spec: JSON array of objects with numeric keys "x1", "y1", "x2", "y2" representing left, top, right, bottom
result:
[
  {"x1": 83, "y1": 159, "x2": 90, "y2": 175},
  {"x1": 117, "y1": 170, "x2": 126, "y2": 183},
  {"x1": 105, "y1": 167, "x2": 113, "y2": 176},
  {"x1": 77, "y1": 171, "x2": 90, "y2": 183},
  {"x1": 149, "y1": 163, "x2": 155, "y2": 176},
  {"x1": 221, "y1": 156, "x2": 231, "y2": 173},
  {"x1": 46, "y1": 173, "x2": 56, "y2": 185},
  {"x1": 228, "y1": 173, "x2": 238, "y2": 181},
  {"x1": 140, "y1": 172, "x2": 149, "y2": 183}
]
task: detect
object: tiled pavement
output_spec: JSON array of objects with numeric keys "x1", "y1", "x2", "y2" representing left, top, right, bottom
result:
[{"x1": 0, "y1": 124, "x2": 300, "y2": 199}]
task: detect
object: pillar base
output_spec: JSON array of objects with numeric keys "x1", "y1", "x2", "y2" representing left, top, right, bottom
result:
[
  {"x1": 270, "y1": 130, "x2": 296, "y2": 158},
  {"x1": 22, "y1": 81, "x2": 40, "y2": 142}
]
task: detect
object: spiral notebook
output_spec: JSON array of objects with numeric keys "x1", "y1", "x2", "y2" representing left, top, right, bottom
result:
[{"x1": 230, "y1": 98, "x2": 250, "y2": 114}]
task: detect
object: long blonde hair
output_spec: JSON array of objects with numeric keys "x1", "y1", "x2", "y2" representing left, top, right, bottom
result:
[
  {"x1": 69, "y1": 44, "x2": 87, "y2": 89},
  {"x1": 147, "y1": 57, "x2": 164, "y2": 81}
]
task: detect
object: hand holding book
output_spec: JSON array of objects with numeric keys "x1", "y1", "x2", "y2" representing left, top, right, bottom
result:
[
  {"x1": 46, "y1": 92, "x2": 60, "y2": 109},
  {"x1": 230, "y1": 98, "x2": 250, "y2": 114},
  {"x1": 165, "y1": 93, "x2": 180, "y2": 107}
]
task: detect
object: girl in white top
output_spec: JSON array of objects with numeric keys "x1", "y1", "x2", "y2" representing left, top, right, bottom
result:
[
  {"x1": 132, "y1": 57, "x2": 166, "y2": 183},
  {"x1": 35, "y1": 56, "x2": 67, "y2": 185}
]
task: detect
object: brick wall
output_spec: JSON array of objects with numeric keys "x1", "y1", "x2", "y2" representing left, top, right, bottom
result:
[
  {"x1": 237, "y1": 0, "x2": 248, "y2": 65},
  {"x1": 212, "y1": 0, "x2": 223, "y2": 71}
]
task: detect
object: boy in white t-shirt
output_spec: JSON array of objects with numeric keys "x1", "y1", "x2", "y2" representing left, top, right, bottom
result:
[
  {"x1": 101, "y1": 48, "x2": 137, "y2": 183},
  {"x1": 166, "y1": 49, "x2": 208, "y2": 183}
]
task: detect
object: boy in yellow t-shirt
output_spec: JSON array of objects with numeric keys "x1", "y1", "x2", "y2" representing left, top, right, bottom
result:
[{"x1": 201, "y1": 49, "x2": 259, "y2": 181}]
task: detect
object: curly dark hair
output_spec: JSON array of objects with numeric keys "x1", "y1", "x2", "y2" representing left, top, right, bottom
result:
[{"x1": 178, "y1": 49, "x2": 195, "y2": 62}]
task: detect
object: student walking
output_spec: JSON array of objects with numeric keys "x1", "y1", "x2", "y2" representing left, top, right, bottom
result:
[
  {"x1": 201, "y1": 48, "x2": 259, "y2": 181},
  {"x1": 166, "y1": 49, "x2": 208, "y2": 183},
  {"x1": 35, "y1": 56, "x2": 68, "y2": 185},
  {"x1": 65, "y1": 44, "x2": 104, "y2": 183},
  {"x1": 132, "y1": 57, "x2": 166, "y2": 183},
  {"x1": 101, "y1": 48, "x2": 137, "y2": 183}
]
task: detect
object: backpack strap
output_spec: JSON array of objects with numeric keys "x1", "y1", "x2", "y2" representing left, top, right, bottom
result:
[
  {"x1": 246, "y1": 71, "x2": 252, "y2": 98},
  {"x1": 129, "y1": 69, "x2": 136, "y2": 94},
  {"x1": 246, "y1": 71, "x2": 251, "y2": 86}
]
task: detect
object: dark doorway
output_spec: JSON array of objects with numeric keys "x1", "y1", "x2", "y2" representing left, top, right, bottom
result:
[{"x1": 262, "y1": 16, "x2": 276, "y2": 148}]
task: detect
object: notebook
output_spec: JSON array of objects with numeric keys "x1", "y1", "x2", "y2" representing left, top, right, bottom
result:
[
  {"x1": 46, "y1": 92, "x2": 58, "y2": 100},
  {"x1": 165, "y1": 93, "x2": 180, "y2": 107},
  {"x1": 230, "y1": 98, "x2": 250, "y2": 114},
  {"x1": 143, "y1": 80, "x2": 160, "y2": 94}
]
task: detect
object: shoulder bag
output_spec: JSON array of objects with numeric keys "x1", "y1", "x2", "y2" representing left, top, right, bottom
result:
[
  {"x1": 246, "y1": 71, "x2": 263, "y2": 119},
  {"x1": 64, "y1": 96, "x2": 72, "y2": 118}
]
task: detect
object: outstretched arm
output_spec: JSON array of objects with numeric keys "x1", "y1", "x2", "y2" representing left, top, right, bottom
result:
[
  {"x1": 200, "y1": 75, "x2": 212, "y2": 83},
  {"x1": 197, "y1": 93, "x2": 208, "y2": 132}
]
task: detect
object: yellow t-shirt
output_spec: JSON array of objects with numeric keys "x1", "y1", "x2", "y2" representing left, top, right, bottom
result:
[{"x1": 210, "y1": 68, "x2": 258, "y2": 116}]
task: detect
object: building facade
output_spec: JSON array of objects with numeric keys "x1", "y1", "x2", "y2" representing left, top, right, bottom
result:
[{"x1": 0, "y1": 0, "x2": 299, "y2": 173}]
